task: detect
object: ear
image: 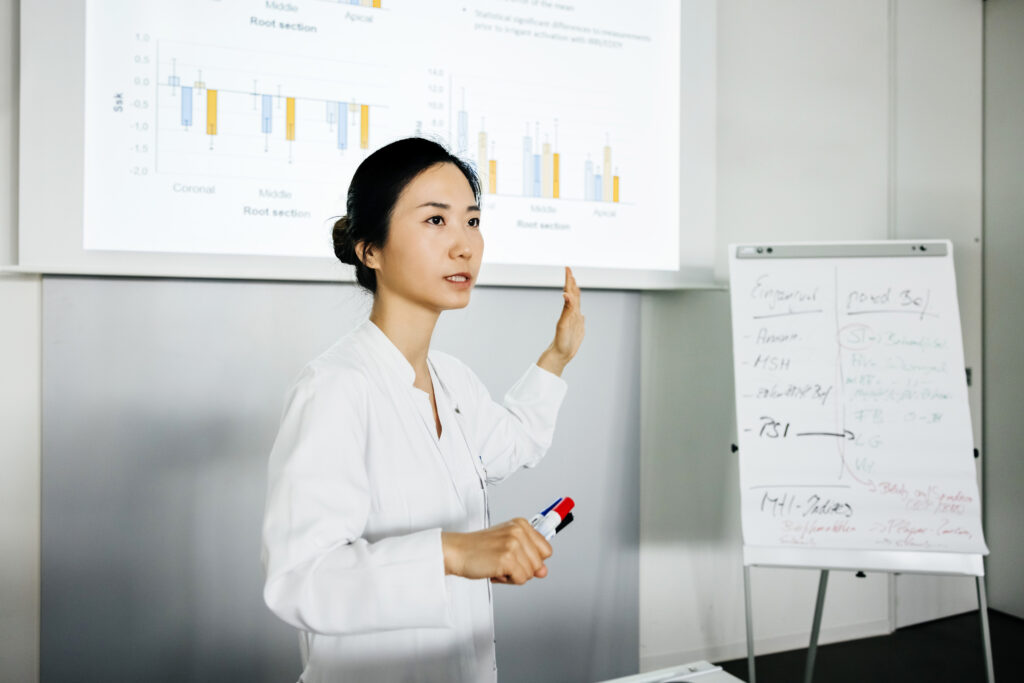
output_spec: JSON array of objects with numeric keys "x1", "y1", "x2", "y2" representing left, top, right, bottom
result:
[{"x1": 356, "y1": 242, "x2": 380, "y2": 270}]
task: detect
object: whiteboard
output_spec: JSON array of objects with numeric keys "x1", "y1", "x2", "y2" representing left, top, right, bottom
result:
[
  {"x1": 728, "y1": 241, "x2": 987, "y2": 573},
  {"x1": 14, "y1": 0, "x2": 717, "y2": 288}
]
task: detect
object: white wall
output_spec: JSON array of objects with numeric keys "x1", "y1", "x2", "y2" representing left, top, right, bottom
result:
[
  {"x1": 0, "y1": 0, "x2": 14, "y2": 263},
  {"x1": 983, "y1": 0, "x2": 1024, "y2": 620},
  {"x1": 0, "y1": 0, "x2": 42, "y2": 681},
  {"x1": 639, "y1": 0, "x2": 984, "y2": 670},
  {"x1": 889, "y1": 0, "x2": 984, "y2": 629}
]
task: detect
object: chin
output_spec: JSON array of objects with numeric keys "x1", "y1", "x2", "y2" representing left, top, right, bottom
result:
[
  {"x1": 446, "y1": 293, "x2": 473, "y2": 310},
  {"x1": 440, "y1": 289, "x2": 473, "y2": 311}
]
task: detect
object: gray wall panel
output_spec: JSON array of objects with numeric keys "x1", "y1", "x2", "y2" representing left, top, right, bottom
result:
[
  {"x1": 42, "y1": 276, "x2": 639, "y2": 682},
  {"x1": 983, "y1": 0, "x2": 1024, "y2": 619}
]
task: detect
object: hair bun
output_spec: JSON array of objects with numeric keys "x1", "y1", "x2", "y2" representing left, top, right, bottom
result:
[{"x1": 332, "y1": 216, "x2": 358, "y2": 266}]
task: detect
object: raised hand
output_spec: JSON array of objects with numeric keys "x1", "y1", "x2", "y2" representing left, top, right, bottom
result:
[{"x1": 537, "y1": 266, "x2": 585, "y2": 377}]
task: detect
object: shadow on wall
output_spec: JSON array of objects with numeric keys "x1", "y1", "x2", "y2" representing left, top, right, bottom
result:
[
  {"x1": 40, "y1": 277, "x2": 372, "y2": 682},
  {"x1": 42, "y1": 411, "x2": 300, "y2": 682},
  {"x1": 641, "y1": 289, "x2": 741, "y2": 545}
]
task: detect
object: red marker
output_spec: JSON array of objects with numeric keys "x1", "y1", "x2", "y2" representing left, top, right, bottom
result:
[{"x1": 531, "y1": 497, "x2": 575, "y2": 540}]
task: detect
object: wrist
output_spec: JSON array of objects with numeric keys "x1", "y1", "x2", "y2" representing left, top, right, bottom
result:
[
  {"x1": 537, "y1": 347, "x2": 569, "y2": 377},
  {"x1": 441, "y1": 531, "x2": 461, "y2": 576}
]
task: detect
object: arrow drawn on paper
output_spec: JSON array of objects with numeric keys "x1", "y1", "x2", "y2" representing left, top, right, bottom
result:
[{"x1": 796, "y1": 430, "x2": 855, "y2": 441}]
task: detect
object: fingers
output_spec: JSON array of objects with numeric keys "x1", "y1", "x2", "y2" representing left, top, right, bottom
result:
[
  {"x1": 558, "y1": 268, "x2": 584, "y2": 340},
  {"x1": 514, "y1": 517, "x2": 553, "y2": 563},
  {"x1": 563, "y1": 266, "x2": 578, "y2": 292},
  {"x1": 493, "y1": 519, "x2": 552, "y2": 585},
  {"x1": 503, "y1": 518, "x2": 549, "y2": 584},
  {"x1": 561, "y1": 267, "x2": 582, "y2": 314}
]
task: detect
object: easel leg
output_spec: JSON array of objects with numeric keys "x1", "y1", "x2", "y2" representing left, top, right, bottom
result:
[
  {"x1": 976, "y1": 576, "x2": 995, "y2": 683},
  {"x1": 744, "y1": 565, "x2": 756, "y2": 683},
  {"x1": 803, "y1": 569, "x2": 830, "y2": 683}
]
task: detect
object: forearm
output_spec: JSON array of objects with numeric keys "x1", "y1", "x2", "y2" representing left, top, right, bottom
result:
[{"x1": 263, "y1": 528, "x2": 450, "y2": 635}]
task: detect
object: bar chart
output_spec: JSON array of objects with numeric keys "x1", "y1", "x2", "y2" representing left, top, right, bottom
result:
[
  {"x1": 144, "y1": 40, "x2": 399, "y2": 187},
  {"x1": 82, "y1": 0, "x2": 689, "y2": 272},
  {"x1": 456, "y1": 102, "x2": 623, "y2": 204},
  {"x1": 583, "y1": 140, "x2": 621, "y2": 203},
  {"x1": 161, "y1": 54, "x2": 382, "y2": 162}
]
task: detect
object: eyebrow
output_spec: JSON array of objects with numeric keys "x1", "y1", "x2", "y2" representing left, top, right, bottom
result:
[{"x1": 417, "y1": 201, "x2": 481, "y2": 212}]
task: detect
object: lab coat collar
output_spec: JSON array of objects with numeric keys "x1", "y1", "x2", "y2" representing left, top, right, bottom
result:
[{"x1": 356, "y1": 319, "x2": 417, "y2": 387}]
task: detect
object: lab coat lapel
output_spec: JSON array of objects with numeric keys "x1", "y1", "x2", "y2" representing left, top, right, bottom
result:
[
  {"x1": 428, "y1": 358, "x2": 488, "y2": 490},
  {"x1": 357, "y1": 321, "x2": 467, "y2": 508}
]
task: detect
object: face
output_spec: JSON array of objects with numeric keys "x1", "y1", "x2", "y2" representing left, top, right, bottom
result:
[{"x1": 363, "y1": 162, "x2": 483, "y2": 313}]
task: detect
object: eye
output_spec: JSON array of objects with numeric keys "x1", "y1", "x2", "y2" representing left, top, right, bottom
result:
[
  {"x1": 468, "y1": 217, "x2": 480, "y2": 228},
  {"x1": 427, "y1": 215, "x2": 445, "y2": 226}
]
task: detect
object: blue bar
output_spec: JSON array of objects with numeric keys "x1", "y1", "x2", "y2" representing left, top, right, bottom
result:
[
  {"x1": 584, "y1": 160, "x2": 593, "y2": 201},
  {"x1": 181, "y1": 86, "x2": 193, "y2": 127},
  {"x1": 261, "y1": 95, "x2": 272, "y2": 134},
  {"x1": 337, "y1": 102, "x2": 348, "y2": 149},
  {"x1": 522, "y1": 136, "x2": 532, "y2": 196},
  {"x1": 594, "y1": 174, "x2": 602, "y2": 201},
  {"x1": 169, "y1": 75, "x2": 180, "y2": 87},
  {"x1": 533, "y1": 154, "x2": 541, "y2": 197}
]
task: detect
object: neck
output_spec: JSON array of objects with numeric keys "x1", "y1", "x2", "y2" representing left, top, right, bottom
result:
[{"x1": 368, "y1": 293, "x2": 440, "y2": 374}]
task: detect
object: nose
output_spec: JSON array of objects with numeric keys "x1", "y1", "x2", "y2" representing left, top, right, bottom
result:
[{"x1": 449, "y1": 226, "x2": 474, "y2": 260}]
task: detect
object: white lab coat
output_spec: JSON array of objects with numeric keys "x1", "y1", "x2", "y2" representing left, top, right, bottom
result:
[{"x1": 261, "y1": 320, "x2": 567, "y2": 683}]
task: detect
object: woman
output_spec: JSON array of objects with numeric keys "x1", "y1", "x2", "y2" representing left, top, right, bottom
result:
[{"x1": 261, "y1": 137, "x2": 584, "y2": 682}]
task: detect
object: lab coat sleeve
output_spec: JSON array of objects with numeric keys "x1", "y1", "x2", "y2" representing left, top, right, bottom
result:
[
  {"x1": 261, "y1": 366, "x2": 451, "y2": 635},
  {"x1": 457, "y1": 361, "x2": 568, "y2": 484}
]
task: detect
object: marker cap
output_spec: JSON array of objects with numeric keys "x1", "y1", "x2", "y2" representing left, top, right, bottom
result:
[{"x1": 552, "y1": 497, "x2": 574, "y2": 519}]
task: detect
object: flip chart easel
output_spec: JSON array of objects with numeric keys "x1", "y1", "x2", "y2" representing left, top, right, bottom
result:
[{"x1": 728, "y1": 241, "x2": 992, "y2": 683}]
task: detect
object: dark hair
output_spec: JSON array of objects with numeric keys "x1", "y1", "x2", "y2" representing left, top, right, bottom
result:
[{"x1": 332, "y1": 137, "x2": 481, "y2": 293}]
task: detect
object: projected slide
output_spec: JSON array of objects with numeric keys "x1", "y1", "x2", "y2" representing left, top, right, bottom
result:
[{"x1": 83, "y1": 0, "x2": 682, "y2": 271}]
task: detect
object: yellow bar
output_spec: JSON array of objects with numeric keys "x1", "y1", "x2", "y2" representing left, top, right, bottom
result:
[
  {"x1": 286, "y1": 97, "x2": 296, "y2": 141},
  {"x1": 477, "y1": 131, "x2": 488, "y2": 192},
  {"x1": 361, "y1": 0, "x2": 372, "y2": 6},
  {"x1": 373, "y1": 0, "x2": 382, "y2": 6},
  {"x1": 206, "y1": 89, "x2": 217, "y2": 135},
  {"x1": 603, "y1": 145, "x2": 612, "y2": 201},
  {"x1": 488, "y1": 159, "x2": 497, "y2": 194},
  {"x1": 360, "y1": 105, "x2": 370, "y2": 149},
  {"x1": 552, "y1": 153, "x2": 560, "y2": 199},
  {"x1": 349, "y1": 102, "x2": 358, "y2": 113},
  {"x1": 613, "y1": 175, "x2": 620, "y2": 202}
]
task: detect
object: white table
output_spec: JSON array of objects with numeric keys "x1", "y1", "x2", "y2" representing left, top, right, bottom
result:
[{"x1": 597, "y1": 660, "x2": 744, "y2": 683}]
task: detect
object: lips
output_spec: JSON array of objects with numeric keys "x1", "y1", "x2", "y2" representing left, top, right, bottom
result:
[{"x1": 444, "y1": 273, "x2": 471, "y2": 283}]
